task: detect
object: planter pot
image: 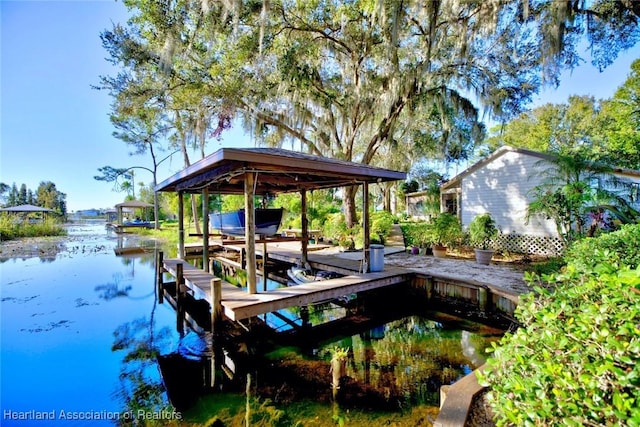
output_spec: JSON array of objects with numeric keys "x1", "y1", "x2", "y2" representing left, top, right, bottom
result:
[
  {"x1": 411, "y1": 246, "x2": 420, "y2": 255},
  {"x1": 432, "y1": 245, "x2": 447, "y2": 258},
  {"x1": 474, "y1": 248, "x2": 494, "y2": 265}
]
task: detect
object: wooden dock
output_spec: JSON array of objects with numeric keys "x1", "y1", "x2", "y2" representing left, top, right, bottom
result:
[{"x1": 161, "y1": 258, "x2": 409, "y2": 322}]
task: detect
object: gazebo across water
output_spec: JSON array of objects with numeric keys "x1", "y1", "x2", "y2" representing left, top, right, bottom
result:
[
  {"x1": 114, "y1": 200, "x2": 154, "y2": 223},
  {"x1": 0, "y1": 204, "x2": 55, "y2": 223},
  {"x1": 155, "y1": 147, "x2": 406, "y2": 294},
  {"x1": 107, "y1": 200, "x2": 155, "y2": 232}
]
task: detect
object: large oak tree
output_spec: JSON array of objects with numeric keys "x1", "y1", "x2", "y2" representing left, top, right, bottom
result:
[{"x1": 102, "y1": 0, "x2": 639, "y2": 226}]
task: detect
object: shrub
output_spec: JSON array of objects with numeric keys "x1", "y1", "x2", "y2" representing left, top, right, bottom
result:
[
  {"x1": 431, "y1": 212, "x2": 462, "y2": 247},
  {"x1": 0, "y1": 216, "x2": 66, "y2": 240},
  {"x1": 400, "y1": 222, "x2": 433, "y2": 248},
  {"x1": 370, "y1": 211, "x2": 396, "y2": 243},
  {"x1": 563, "y1": 223, "x2": 640, "y2": 270},
  {"x1": 481, "y1": 227, "x2": 640, "y2": 426},
  {"x1": 468, "y1": 213, "x2": 498, "y2": 250}
]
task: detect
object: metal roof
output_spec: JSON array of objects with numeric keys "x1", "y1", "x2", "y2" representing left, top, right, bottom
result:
[
  {"x1": 0, "y1": 204, "x2": 54, "y2": 213},
  {"x1": 115, "y1": 200, "x2": 154, "y2": 208},
  {"x1": 155, "y1": 147, "x2": 406, "y2": 194}
]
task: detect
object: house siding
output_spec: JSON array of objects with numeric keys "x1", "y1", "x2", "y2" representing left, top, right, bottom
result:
[{"x1": 460, "y1": 151, "x2": 559, "y2": 237}]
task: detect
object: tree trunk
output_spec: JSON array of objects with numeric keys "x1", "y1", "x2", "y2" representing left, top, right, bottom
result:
[
  {"x1": 191, "y1": 194, "x2": 201, "y2": 235},
  {"x1": 343, "y1": 186, "x2": 359, "y2": 228}
]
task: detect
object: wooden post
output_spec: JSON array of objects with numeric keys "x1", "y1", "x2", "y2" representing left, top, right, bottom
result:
[
  {"x1": 362, "y1": 182, "x2": 370, "y2": 273},
  {"x1": 156, "y1": 251, "x2": 164, "y2": 304},
  {"x1": 210, "y1": 278, "x2": 222, "y2": 334},
  {"x1": 178, "y1": 191, "x2": 185, "y2": 259},
  {"x1": 478, "y1": 286, "x2": 491, "y2": 314},
  {"x1": 245, "y1": 172, "x2": 257, "y2": 294},
  {"x1": 300, "y1": 305, "x2": 310, "y2": 328},
  {"x1": 203, "y1": 188, "x2": 210, "y2": 272},
  {"x1": 301, "y1": 189, "x2": 308, "y2": 266},
  {"x1": 176, "y1": 263, "x2": 184, "y2": 335},
  {"x1": 208, "y1": 277, "x2": 224, "y2": 389},
  {"x1": 262, "y1": 237, "x2": 268, "y2": 292}
]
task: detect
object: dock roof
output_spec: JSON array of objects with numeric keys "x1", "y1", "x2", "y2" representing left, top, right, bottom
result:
[{"x1": 155, "y1": 147, "x2": 406, "y2": 194}]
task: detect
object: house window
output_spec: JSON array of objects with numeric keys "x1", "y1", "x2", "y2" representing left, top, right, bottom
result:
[{"x1": 444, "y1": 196, "x2": 457, "y2": 215}]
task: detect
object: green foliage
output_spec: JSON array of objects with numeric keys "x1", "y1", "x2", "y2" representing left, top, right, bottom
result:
[
  {"x1": 524, "y1": 256, "x2": 567, "y2": 276},
  {"x1": 468, "y1": 213, "x2": 498, "y2": 250},
  {"x1": 482, "y1": 227, "x2": 640, "y2": 426},
  {"x1": 400, "y1": 222, "x2": 433, "y2": 248},
  {"x1": 564, "y1": 224, "x2": 640, "y2": 270},
  {"x1": 0, "y1": 216, "x2": 66, "y2": 240},
  {"x1": 221, "y1": 195, "x2": 245, "y2": 212},
  {"x1": 430, "y1": 212, "x2": 462, "y2": 247},
  {"x1": 526, "y1": 153, "x2": 638, "y2": 244},
  {"x1": 596, "y1": 58, "x2": 640, "y2": 170},
  {"x1": 370, "y1": 211, "x2": 395, "y2": 243}
]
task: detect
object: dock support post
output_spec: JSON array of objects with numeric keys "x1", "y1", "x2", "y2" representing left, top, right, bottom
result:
[
  {"x1": 178, "y1": 191, "x2": 185, "y2": 259},
  {"x1": 210, "y1": 278, "x2": 222, "y2": 334},
  {"x1": 176, "y1": 263, "x2": 185, "y2": 335},
  {"x1": 245, "y1": 172, "x2": 257, "y2": 294},
  {"x1": 300, "y1": 306, "x2": 310, "y2": 329},
  {"x1": 478, "y1": 287, "x2": 490, "y2": 314},
  {"x1": 362, "y1": 182, "x2": 370, "y2": 273},
  {"x1": 209, "y1": 277, "x2": 223, "y2": 389},
  {"x1": 156, "y1": 251, "x2": 164, "y2": 304},
  {"x1": 301, "y1": 189, "x2": 308, "y2": 267},
  {"x1": 262, "y1": 237, "x2": 268, "y2": 292},
  {"x1": 203, "y1": 188, "x2": 210, "y2": 272},
  {"x1": 425, "y1": 276, "x2": 434, "y2": 300}
]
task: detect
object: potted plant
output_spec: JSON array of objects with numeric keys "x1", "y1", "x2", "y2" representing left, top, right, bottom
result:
[
  {"x1": 468, "y1": 213, "x2": 499, "y2": 265},
  {"x1": 430, "y1": 212, "x2": 462, "y2": 258}
]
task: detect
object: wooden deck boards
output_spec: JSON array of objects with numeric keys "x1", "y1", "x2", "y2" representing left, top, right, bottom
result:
[{"x1": 163, "y1": 258, "x2": 408, "y2": 322}]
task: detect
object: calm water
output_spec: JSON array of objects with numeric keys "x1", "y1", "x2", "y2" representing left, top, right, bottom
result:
[
  {"x1": 1, "y1": 222, "x2": 501, "y2": 426},
  {"x1": 1, "y1": 223, "x2": 180, "y2": 426}
]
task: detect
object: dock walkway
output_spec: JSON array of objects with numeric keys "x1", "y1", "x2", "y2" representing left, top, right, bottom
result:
[{"x1": 162, "y1": 258, "x2": 409, "y2": 322}]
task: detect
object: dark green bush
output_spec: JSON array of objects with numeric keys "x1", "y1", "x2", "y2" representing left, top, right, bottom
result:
[
  {"x1": 400, "y1": 222, "x2": 432, "y2": 248},
  {"x1": 481, "y1": 226, "x2": 640, "y2": 426},
  {"x1": 564, "y1": 223, "x2": 640, "y2": 270},
  {"x1": 370, "y1": 211, "x2": 396, "y2": 243}
]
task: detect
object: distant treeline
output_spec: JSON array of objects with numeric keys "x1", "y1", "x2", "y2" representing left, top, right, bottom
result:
[{"x1": 0, "y1": 181, "x2": 67, "y2": 216}]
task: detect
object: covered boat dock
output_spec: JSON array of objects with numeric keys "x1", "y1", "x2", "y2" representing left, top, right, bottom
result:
[{"x1": 154, "y1": 147, "x2": 406, "y2": 328}]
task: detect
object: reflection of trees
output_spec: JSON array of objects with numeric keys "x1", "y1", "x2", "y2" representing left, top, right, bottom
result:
[
  {"x1": 333, "y1": 316, "x2": 495, "y2": 407},
  {"x1": 95, "y1": 273, "x2": 132, "y2": 301},
  {"x1": 95, "y1": 264, "x2": 154, "y2": 301},
  {"x1": 111, "y1": 295, "x2": 177, "y2": 424}
]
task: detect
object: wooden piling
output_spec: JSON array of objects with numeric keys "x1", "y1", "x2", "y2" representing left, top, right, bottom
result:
[
  {"x1": 156, "y1": 251, "x2": 164, "y2": 304},
  {"x1": 210, "y1": 278, "x2": 222, "y2": 334},
  {"x1": 176, "y1": 262, "x2": 185, "y2": 335},
  {"x1": 478, "y1": 287, "x2": 491, "y2": 314}
]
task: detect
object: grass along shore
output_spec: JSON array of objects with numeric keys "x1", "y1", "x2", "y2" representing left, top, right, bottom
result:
[{"x1": 0, "y1": 216, "x2": 66, "y2": 241}]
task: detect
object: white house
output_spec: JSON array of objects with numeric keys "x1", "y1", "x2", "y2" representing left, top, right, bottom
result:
[{"x1": 439, "y1": 146, "x2": 640, "y2": 254}]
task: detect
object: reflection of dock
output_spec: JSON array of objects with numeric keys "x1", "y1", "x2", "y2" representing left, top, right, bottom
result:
[{"x1": 107, "y1": 222, "x2": 153, "y2": 233}]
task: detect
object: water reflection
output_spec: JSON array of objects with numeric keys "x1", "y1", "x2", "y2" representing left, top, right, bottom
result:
[
  {"x1": 0, "y1": 222, "x2": 181, "y2": 426},
  {"x1": 0, "y1": 222, "x2": 503, "y2": 426}
]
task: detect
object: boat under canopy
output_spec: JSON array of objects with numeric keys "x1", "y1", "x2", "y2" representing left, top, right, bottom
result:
[{"x1": 210, "y1": 208, "x2": 283, "y2": 236}]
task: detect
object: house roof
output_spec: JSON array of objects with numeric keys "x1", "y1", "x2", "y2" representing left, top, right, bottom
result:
[
  {"x1": 155, "y1": 147, "x2": 406, "y2": 194},
  {"x1": 441, "y1": 146, "x2": 640, "y2": 190},
  {"x1": 0, "y1": 204, "x2": 54, "y2": 213}
]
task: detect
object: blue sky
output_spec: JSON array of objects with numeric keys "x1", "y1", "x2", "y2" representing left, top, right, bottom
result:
[{"x1": 1, "y1": 1, "x2": 639, "y2": 212}]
